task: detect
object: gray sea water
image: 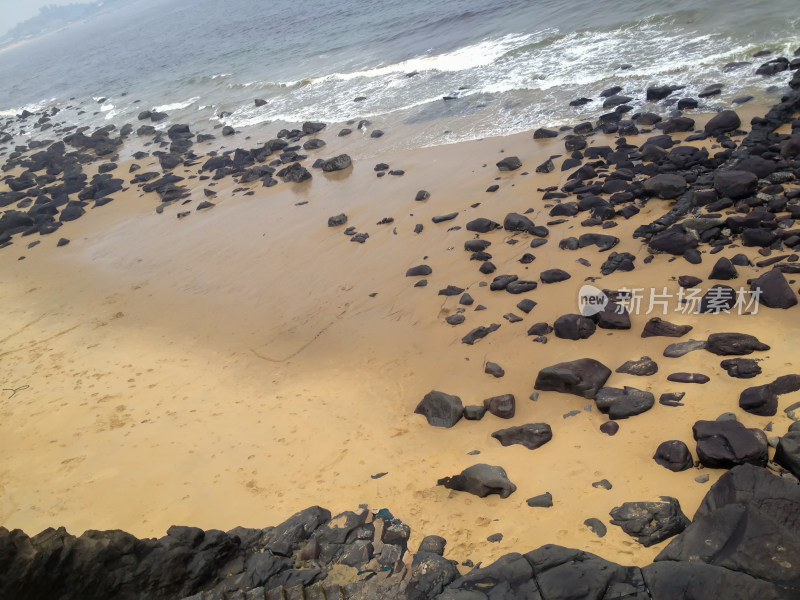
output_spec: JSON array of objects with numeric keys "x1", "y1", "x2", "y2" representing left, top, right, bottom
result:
[{"x1": 1, "y1": 0, "x2": 799, "y2": 150}]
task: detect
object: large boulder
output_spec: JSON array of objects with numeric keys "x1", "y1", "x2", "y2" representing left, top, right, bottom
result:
[
  {"x1": 750, "y1": 268, "x2": 798, "y2": 309},
  {"x1": 774, "y1": 431, "x2": 800, "y2": 478},
  {"x1": 437, "y1": 464, "x2": 517, "y2": 498},
  {"x1": 414, "y1": 391, "x2": 463, "y2": 428},
  {"x1": 534, "y1": 358, "x2": 611, "y2": 399},
  {"x1": 714, "y1": 170, "x2": 758, "y2": 199},
  {"x1": 503, "y1": 212, "x2": 536, "y2": 233},
  {"x1": 692, "y1": 419, "x2": 768, "y2": 468},
  {"x1": 643, "y1": 174, "x2": 687, "y2": 199},
  {"x1": 704, "y1": 110, "x2": 741, "y2": 135}
]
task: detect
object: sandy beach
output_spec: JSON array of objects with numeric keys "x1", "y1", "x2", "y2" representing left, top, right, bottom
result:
[{"x1": 2, "y1": 98, "x2": 798, "y2": 578}]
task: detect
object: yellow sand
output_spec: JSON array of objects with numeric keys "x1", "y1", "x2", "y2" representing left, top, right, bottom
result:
[{"x1": 0, "y1": 108, "x2": 796, "y2": 569}]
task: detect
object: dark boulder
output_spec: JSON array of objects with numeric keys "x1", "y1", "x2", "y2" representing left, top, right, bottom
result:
[
  {"x1": 641, "y1": 317, "x2": 692, "y2": 338},
  {"x1": 653, "y1": 440, "x2": 694, "y2": 471},
  {"x1": 496, "y1": 156, "x2": 522, "y2": 171},
  {"x1": 648, "y1": 225, "x2": 697, "y2": 255},
  {"x1": 491, "y1": 423, "x2": 552, "y2": 450},
  {"x1": 406, "y1": 265, "x2": 432, "y2": 277},
  {"x1": 709, "y1": 257, "x2": 738, "y2": 280},
  {"x1": 714, "y1": 170, "x2": 758, "y2": 200},
  {"x1": 595, "y1": 386, "x2": 655, "y2": 419},
  {"x1": 534, "y1": 358, "x2": 611, "y2": 399},
  {"x1": 437, "y1": 464, "x2": 517, "y2": 498},
  {"x1": 692, "y1": 419, "x2": 768, "y2": 468},
  {"x1": 484, "y1": 394, "x2": 516, "y2": 419},
  {"x1": 321, "y1": 154, "x2": 352, "y2": 172},
  {"x1": 705, "y1": 110, "x2": 741, "y2": 135},
  {"x1": 540, "y1": 268, "x2": 571, "y2": 283},
  {"x1": 750, "y1": 268, "x2": 797, "y2": 309},
  {"x1": 643, "y1": 174, "x2": 687, "y2": 199},
  {"x1": 503, "y1": 212, "x2": 536, "y2": 233},
  {"x1": 616, "y1": 356, "x2": 658, "y2": 376},
  {"x1": 706, "y1": 332, "x2": 770, "y2": 355},
  {"x1": 774, "y1": 431, "x2": 800, "y2": 478},
  {"x1": 461, "y1": 323, "x2": 500, "y2": 345},
  {"x1": 466, "y1": 217, "x2": 502, "y2": 233},
  {"x1": 414, "y1": 391, "x2": 463, "y2": 428},
  {"x1": 553, "y1": 314, "x2": 596, "y2": 340},
  {"x1": 609, "y1": 497, "x2": 690, "y2": 546},
  {"x1": 720, "y1": 358, "x2": 762, "y2": 379}
]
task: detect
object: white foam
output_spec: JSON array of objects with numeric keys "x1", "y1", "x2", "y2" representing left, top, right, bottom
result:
[{"x1": 153, "y1": 96, "x2": 200, "y2": 112}]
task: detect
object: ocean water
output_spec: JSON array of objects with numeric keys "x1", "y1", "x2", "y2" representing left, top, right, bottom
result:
[{"x1": 0, "y1": 0, "x2": 799, "y2": 150}]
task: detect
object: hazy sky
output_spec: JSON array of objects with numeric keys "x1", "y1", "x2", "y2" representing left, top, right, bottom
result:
[{"x1": 0, "y1": 0, "x2": 80, "y2": 36}]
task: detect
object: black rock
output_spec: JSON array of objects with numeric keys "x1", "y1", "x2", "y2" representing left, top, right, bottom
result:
[
  {"x1": 437, "y1": 464, "x2": 516, "y2": 498},
  {"x1": 485, "y1": 362, "x2": 505, "y2": 378},
  {"x1": 321, "y1": 154, "x2": 352, "y2": 172},
  {"x1": 461, "y1": 323, "x2": 500, "y2": 345},
  {"x1": 526, "y1": 492, "x2": 553, "y2": 507},
  {"x1": 720, "y1": 358, "x2": 762, "y2": 379},
  {"x1": 463, "y1": 405, "x2": 487, "y2": 420},
  {"x1": 750, "y1": 268, "x2": 798, "y2": 309},
  {"x1": 484, "y1": 394, "x2": 515, "y2": 419},
  {"x1": 705, "y1": 110, "x2": 741, "y2": 135},
  {"x1": 466, "y1": 217, "x2": 501, "y2": 233},
  {"x1": 616, "y1": 356, "x2": 658, "y2": 376},
  {"x1": 540, "y1": 268, "x2": 570, "y2": 283},
  {"x1": 406, "y1": 264, "x2": 432, "y2": 277},
  {"x1": 774, "y1": 431, "x2": 800, "y2": 478},
  {"x1": 709, "y1": 257, "x2": 738, "y2": 280},
  {"x1": 496, "y1": 156, "x2": 522, "y2": 171},
  {"x1": 738, "y1": 384, "x2": 778, "y2": 416},
  {"x1": 609, "y1": 497, "x2": 690, "y2": 546},
  {"x1": 595, "y1": 386, "x2": 655, "y2": 419},
  {"x1": 553, "y1": 314, "x2": 596, "y2": 340},
  {"x1": 641, "y1": 317, "x2": 692, "y2": 338},
  {"x1": 714, "y1": 170, "x2": 758, "y2": 200},
  {"x1": 491, "y1": 423, "x2": 552, "y2": 450},
  {"x1": 438, "y1": 285, "x2": 465, "y2": 296},
  {"x1": 705, "y1": 332, "x2": 770, "y2": 355},
  {"x1": 643, "y1": 173, "x2": 687, "y2": 199},
  {"x1": 653, "y1": 440, "x2": 694, "y2": 471},
  {"x1": 503, "y1": 212, "x2": 536, "y2": 233},
  {"x1": 584, "y1": 519, "x2": 607, "y2": 538},
  {"x1": 693, "y1": 419, "x2": 768, "y2": 468},
  {"x1": 414, "y1": 391, "x2": 464, "y2": 428},
  {"x1": 534, "y1": 358, "x2": 611, "y2": 398}
]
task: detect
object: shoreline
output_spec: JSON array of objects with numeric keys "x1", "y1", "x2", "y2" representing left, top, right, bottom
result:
[{"x1": 1, "y1": 63, "x2": 800, "y2": 597}]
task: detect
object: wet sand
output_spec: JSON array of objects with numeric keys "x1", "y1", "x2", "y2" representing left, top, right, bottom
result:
[{"x1": 0, "y1": 103, "x2": 797, "y2": 568}]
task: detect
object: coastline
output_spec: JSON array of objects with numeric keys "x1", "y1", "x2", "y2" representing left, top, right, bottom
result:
[{"x1": 2, "y1": 81, "x2": 800, "y2": 585}]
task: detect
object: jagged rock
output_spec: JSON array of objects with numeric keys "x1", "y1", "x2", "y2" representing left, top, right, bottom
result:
[
  {"x1": 653, "y1": 440, "x2": 694, "y2": 471},
  {"x1": 534, "y1": 358, "x2": 612, "y2": 399},
  {"x1": 641, "y1": 317, "x2": 692, "y2": 338},
  {"x1": 595, "y1": 386, "x2": 655, "y2": 419},
  {"x1": 414, "y1": 391, "x2": 463, "y2": 428},
  {"x1": 609, "y1": 497, "x2": 690, "y2": 546},
  {"x1": 437, "y1": 464, "x2": 517, "y2": 498},
  {"x1": 328, "y1": 213, "x2": 347, "y2": 227},
  {"x1": 693, "y1": 420, "x2": 768, "y2": 468},
  {"x1": 709, "y1": 257, "x2": 738, "y2": 280},
  {"x1": 491, "y1": 423, "x2": 552, "y2": 450},
  {"x1": 616, "y1": 356, "x2": 658, "y2": 376},
  {"x1": 705, "y1": 333, "x2": 770, "y2": 355}
]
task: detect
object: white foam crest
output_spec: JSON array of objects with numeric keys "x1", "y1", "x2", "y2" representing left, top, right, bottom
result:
[{"x1": 153, "y1": 96, "x2": 200, "y2": 111}]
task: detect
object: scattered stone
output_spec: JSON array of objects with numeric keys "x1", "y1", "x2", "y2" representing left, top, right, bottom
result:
[
  {"x1": 705, "y1": 333, "x2": 770, "y2": 356},
  {"x1": 496, "y1": 156, "x2": 522, "y2": 171},
  {"x1": 595, "y1": 386, "x2": 655, "y2": 419},
  {"x1": 642, "y1": 317, "x2": 692, "y2": 338},
  {"x1": 328, "y1": 213, "x2": 347, "y2": 227},
  {"x1": 584, "y1": 518, "x2": 607, "y2": 538},
  {"x1": 526, "y1": 492, "x2": 553, "y2": 508},
  {"x1": 592, "y1": 479, "x2": 612, "y2": 490},
  {"x1": 720, "y1": 358, "x2": 762, "y2": 379},
  {"x1": 462, "y1": 323, "x2": 500, "y2": 345},
  {"x1": 667, "y1": 373, "x2": 710, "y2": 384},
  {"x1": 485, "y1": 362, "x2": 505, "y2": 378},
  {"x1": 600, "y1": 421, "x2": 619, "y2": 436},
  {"x1": 553, "y1": 314, "x2": 596, "y2": 340}
]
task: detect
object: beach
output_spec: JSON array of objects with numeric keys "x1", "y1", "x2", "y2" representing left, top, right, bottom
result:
[{"x1": 1, "y1": 0, "x2": 800, "y2": 596}]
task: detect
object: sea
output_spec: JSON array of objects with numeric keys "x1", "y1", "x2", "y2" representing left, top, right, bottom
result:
[{"x1": 0, "y1": 0, "x2": 799, "y2": 152}]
